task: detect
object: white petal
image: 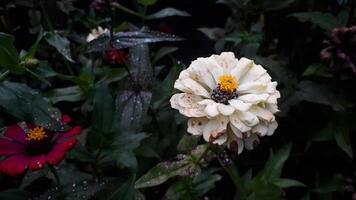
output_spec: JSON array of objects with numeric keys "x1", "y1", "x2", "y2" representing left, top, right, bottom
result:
[
  {"x1": 176, "y1": 93, "x2": 204, "y2": 108},
  {"x1": 249, "y1": 105, "x2": 275, "y2": 122},
  {"x1": 228, "y1": 99, "x2": 252, "y2": 111},
  {"x1": 217, "y1": 104, "x2": 235, "y2": 116},
  {"x1": 188, "y1": 59, "x2": 216, "y2": 90},
  {"x1": 187, "y1": 118, "x2": 208, "y2": 135},
  {"x1": 267, "y1": 82, "x2": 278, "y2": 93},
  {"x1": 239, "y1": 64, "x2": 267, "y2": 84},
  {"x1": 238, "y1": 94, "x2": 269, "y2": 104},
  {"x1": 203, "y1": 116, "x2": 228, "y2": 142},
  {"x1": 252, "y1": 124, "x2": 268, "y2": 136},
  {"x1": 170, "y1": 94, "x2": 206, "y2": 117},
  {"x1": 230, "y1": 57, "x2": 254, "y2": 80},
  {"x1": 211, "y1": 52, "x2": 238, "y2": 73},
  {"x1": 182, "y1": 78, "x2": 210, "y2": 98},
  {"x1": 237, "y1": 111, "x2": 259, "y2": 127},
  {"x1": 229, "y1": 113, "x2": 251, "y2": 132},
  {"x1": 244, "y1": 133, "x2": 259, "y2": 150},
  {"x1": 212, "y1": 134, "x2": 227, "y2": 145},
  {"x1": 267, "y1": 121, "x2": 278, "y2": 136},
  {"x1": 266, "y1": 91, "x2": 280, "y2": 104},
  {"x1": 238, "y1": 82, "x2": 268, "y2": 94},
  {"x1": 229, "y1": 123, "x2": 243, "y2": 138},
  {"x1": 266, "y1": 103, "x2": 279, "y2": 113},
  {"x1": 198, "y1": 99, "x2": 215, "y2": 105},
  {"x1": 204, "y1": 102, "x2": 220, "y2": 118}
]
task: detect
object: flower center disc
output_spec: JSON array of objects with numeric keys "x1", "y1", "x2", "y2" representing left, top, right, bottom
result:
[
  {"x1": 218, "y1": 75, "x2": 238, "y2": 93},
  {"x1": 26, "y1": 127, "x2": 47, "y2": 141},
  {"x1": 211, "y1": 75, "x2": 239, "y2": 104}
]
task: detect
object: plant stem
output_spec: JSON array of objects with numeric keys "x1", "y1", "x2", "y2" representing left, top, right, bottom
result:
[
  {"x1": 40, "y1": 0, "x2": 53, "y2": 31},
  {"x1": 48, "y1": 165, "x2": 61, "y2": 185},
  {"x1": 111, "y1": 2, "x2": 147, "y2": 20},
  {"x1": 0, "y1": 70, "x2": 10, "y2": 82},
  {"x1": 211, "y1": 145, "x2": 246, "y2": 199}
]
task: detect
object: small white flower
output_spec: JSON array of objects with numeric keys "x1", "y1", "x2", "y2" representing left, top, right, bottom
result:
[
  {"x1": 86, "y1": 26, "x2": 110, "y2": 42},
  {"x1": 170, "y1": 52, "x2": 280, "y2": 154}
]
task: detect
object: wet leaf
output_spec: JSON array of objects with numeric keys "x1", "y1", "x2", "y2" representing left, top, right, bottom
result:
[
  {"x1": 45, "y1": 31, "x2": 74, "y2": 62},
  {"x1": 47, "y1": 85, "x2": 84, "y2": 104},
  {"x1": 93, "y1": 84, "x2": 115, "y2": 133},
  {"x1": 86, "y1": 34, "x2": 110, "y2": 53},
  {"x1": 177, "y1": 134, "x2": 198, "y2": 154},
  {"x1": 135, "y1": 145, "x2": 208, "y2": 189},
  {"x1": 0, "y1": 81, "x2": 64, "y2": 131},
  {"x1": 112, "y1": 31, "x2": 183, "y2": 49},
  {"x1": 147, "y1": 8, "x2": 190, "y2": 19},
  {"x1": 128, "y1": 44, "x2": 153, "y2": 86},
  {"x1": 116, "y1": 90, "x2": 152, "y2": 132}
]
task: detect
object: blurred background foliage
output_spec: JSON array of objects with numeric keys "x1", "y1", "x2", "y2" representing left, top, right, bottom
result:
[{"x1": 0, "y1": 0, "x2": 356, "y2": 199}]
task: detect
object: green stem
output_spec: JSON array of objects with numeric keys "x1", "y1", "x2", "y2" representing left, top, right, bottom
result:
[
  {"x1": 211, "y1": 145, "x2": 246, "y2": 199},
  {"x1": 111, "y1": 2, "x2": 147, "y2": 20},
  {"x1": 0, "y1": 70, "x2": 10, "y2": 82},
  {"x1": 48, "y1": 165, "x2": 61, "y2": 185},
  {"x1": 40, "y1": 0, "x2": 54, "y2": 31}
]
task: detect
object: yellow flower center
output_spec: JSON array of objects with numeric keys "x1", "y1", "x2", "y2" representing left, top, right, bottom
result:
[
  {"x1": 26, "y1": 127, "x2": 47, "y2": 141},
  {"x1": 218, "y1": 75, "x2": 238, "y2": 93}
]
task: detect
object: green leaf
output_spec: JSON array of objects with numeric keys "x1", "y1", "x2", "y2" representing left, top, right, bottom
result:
[
  {"x1": 334, "y1": 127, "x2": 353, "y2": 158},
  {"x1": 44, "y1": 31, "x2": 74, "y2": 62},
  {"x1": 303, "y1": 63, "x2": 331, "y2": 78},
  {"x1": 312, "y1": 174, "x2": 344, "y2": 193},
  {"x1": 22, "y1": 31, "x2": 43, "y2": 60},
  {"x1": 177, "y1": 134, "x2": 198, "y2": 153},
  {"x1": 147, "y1": 8, "x2": 190, "y2": 19},
  {"x1": 273, "y1": 178, "x2": 306, "y2": 188},
  {"x1": 116, "y1": 90, "x2": 152, "y2": 132},
  {"x1": 138, "y1": 0, "x2": 157, "y2": 6},
  {"x1": 153, "y1": 46, "x2": 179, "y2": 63},
  {"x1": 0, "y1": 32, "x2": 23, "y2": 74},
  {"x1": 103, "y1": 132, "x2": 147, "y2": 170},
  {"x1": 47, "y1": 85, "x2": 84, "y2": 104},
  {"x1": 164, "y1": 169, "x2": 222, "y2": 200},
  {"x1": 289, "y1": 12, "x2": 340, "y2": 30},
  {"x1": 0, "y1": 189, "x2": 27, "y2": 200},
  {"x1": 110, "y1": 175, "x2": 136, "y2": 200},
  {"x1": 0, "y1": 81, "x2": 63, "y2": 131},
  {"x1": 135, "y1": 145, "x2": 208, "y2": 189},
  {"x1": 93, "y1": 84, "x2": 114, "y2": 133},
  {"x1": 257, "y1": 144, "x2": 292, "y2": 181}
]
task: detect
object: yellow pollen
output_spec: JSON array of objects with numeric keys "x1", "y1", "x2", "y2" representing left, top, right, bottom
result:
[
  {"x1": 218, "y1": 75, "x2": 238, "y2": 93},
  {"x1": 26, "y1": 127, "x2": 47, "y2": 141}
]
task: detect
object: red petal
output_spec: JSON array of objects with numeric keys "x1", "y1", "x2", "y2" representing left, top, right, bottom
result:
[
  {"x1": 0, "y1": 139, "x2": 25, "y2": 155},
  {"x1": 46, "y1": 150, "x2": 66, "y2": 165},
  {"x1": 57, "y1": 126, "x2": 81, "y2": 141},
  {"x1": 4, "y1": 125, "x2": 26, "y2": 144},
  {"x1": 29, "y1": 155, "x2": 47, "y2": 171},
  {"x1": 62, "y1": 115, "x2": 72, "y2": 124},
  {"x1": 53, "y1": 138, "x2": 77, "y2": 152},
  {"x1": 0, "y1": 155, "x2": 30, "y2": 176}
]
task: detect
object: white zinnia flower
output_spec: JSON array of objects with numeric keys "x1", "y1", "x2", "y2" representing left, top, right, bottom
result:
[
  {"x1": 86, "y1": 26, "x2": 110, "y2": 42},
  {"x1": 170, "y1": 52, "x2": 280, "y2": 154}
]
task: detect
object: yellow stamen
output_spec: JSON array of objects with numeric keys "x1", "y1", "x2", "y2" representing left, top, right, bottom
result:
[
  {"x1": 218, "y1": 75, "x2": 238, "y2": 93},
  {"x1": 26, "y1": 127, "x2": 47, "y2": 141}
]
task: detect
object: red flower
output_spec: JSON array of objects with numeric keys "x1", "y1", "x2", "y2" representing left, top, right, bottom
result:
[
  {"x1": 105, "y1": 49, "x2": 128, "y2": 64},
  {"x1": 0, "y1": 115, "x2": 81, "y2": 176}
]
